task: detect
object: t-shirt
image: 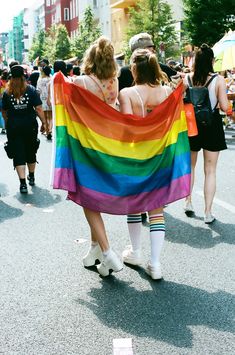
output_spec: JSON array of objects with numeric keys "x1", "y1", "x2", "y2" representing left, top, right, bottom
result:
[
  {"x1": 2, "y1": 85, "x2": 42, "y2": 129},
  {"x1": 118, "y1": 63, "x2": 177, "y2": 91}
]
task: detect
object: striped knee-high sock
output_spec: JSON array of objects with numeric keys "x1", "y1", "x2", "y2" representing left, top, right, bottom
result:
[
  {"x1": 149, "y1": 214, "x2": 165, "y2": 266},
  {"x1": 127, "y1": 214, "x2": 142, "y2": 251}
]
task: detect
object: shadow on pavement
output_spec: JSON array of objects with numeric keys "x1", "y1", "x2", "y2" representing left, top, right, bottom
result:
[
  {"x1": 75, "y1": 277, "x2": 235, "y2": 349},
  {"x1": 14, "y1": 186, "x2": 62, "y2": 208},
  {"x1": 165, "y1": 212, "x2": 235, "y2": 248},
  {"x1": 0, "y1": 183, "x2": 9, "y2": 197},
  {"x1": 0, "y1": 200, "x2": 23, "y2": 223}
]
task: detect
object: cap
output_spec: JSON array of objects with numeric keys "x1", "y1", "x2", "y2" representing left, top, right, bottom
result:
[
  {"x1": 129, "y1": 33, "x2": 154, "y2": 52},
  {"x1": 10, "y1": 65, "x2": 24, "y2": 78}
]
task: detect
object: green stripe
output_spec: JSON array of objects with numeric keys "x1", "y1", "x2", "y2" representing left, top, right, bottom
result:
[{"x1": 56, "y1": 126, "x2": 189, "y2": 177}]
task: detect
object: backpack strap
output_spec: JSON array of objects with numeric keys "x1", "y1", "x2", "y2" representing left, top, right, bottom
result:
[
  {"x1": 187, "y1": 75, "x2": 193, "y2": 87},
  {"x1": 205, "y1": 74, "x2": 218, "y2": 87}
]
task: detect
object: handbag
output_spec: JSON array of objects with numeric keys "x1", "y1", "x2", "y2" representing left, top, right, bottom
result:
[{"x1": 4, "y1": 141, "x2": 14, "y2": 159}]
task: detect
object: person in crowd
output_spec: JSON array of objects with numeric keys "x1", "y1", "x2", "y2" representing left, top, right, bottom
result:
[
  {"x1": 28, "y1": 66, "x2": 40, "y2": 88},
  {"x1": 1, "y1": 65, "x2": 46, "y2": 193},
  {"x1": 183, "y1": 44, "x2": 229, "y2": 223},
  {"x1": 118, "y1": 33, "x2": 177, "y2": 92},
  {"x1": 36, "y1": 66, "x2": 52, "y2": 140},
  {"x1": 39, "y1": 58, "x2": 49, "y2": 69},
  {"x1": 53, "y1": 60, "x2": 67, "y2": 77},
  {"x1": 66, "y1": 63, "x2": 73, "y2": 77},
  {"x1": 73, "y1": 36, "x2": 123, "y2": 277},
  {"x1": 72, "y1": 65, "x2": 81, "y2": 77},
  {"x1": 0, "y1": 69, "x2": 8, "y2": 134},
  {"x1": 118, "y1": 49, "x2": 172, "y2": 280},
  {"x1": 9, "y1": 60, "x2": 19, "y2": 69}
]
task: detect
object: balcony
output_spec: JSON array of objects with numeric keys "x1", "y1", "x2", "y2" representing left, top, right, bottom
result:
[{"x1": 110, "y1": 0, "x2": 136, "y2": 9}]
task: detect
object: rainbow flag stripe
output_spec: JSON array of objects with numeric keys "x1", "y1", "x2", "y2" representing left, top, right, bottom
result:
[{"x1": 53, "y1": 72, "x2": 191, "y2": 215}]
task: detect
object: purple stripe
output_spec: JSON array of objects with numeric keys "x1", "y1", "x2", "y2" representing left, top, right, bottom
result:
[
  {"x1": 66, "y1": 174, "x2": 191, "y2": 215},
  {"x1": 53, "y1": 168, "x2": 76, "y2": 192}
]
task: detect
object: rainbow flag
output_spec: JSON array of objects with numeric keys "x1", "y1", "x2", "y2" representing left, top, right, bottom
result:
[{"x1": 53, "y1": 72, "x2": 191, "y2": 215}]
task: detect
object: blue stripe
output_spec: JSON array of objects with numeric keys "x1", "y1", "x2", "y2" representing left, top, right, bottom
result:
[{"x1": 55, "y1": 147, "x2": 190, "y2": 196}]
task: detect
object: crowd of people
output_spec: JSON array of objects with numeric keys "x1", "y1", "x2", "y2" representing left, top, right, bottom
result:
[{"x1": 0, "y1": 32, "x2": 231, "y2": 279}]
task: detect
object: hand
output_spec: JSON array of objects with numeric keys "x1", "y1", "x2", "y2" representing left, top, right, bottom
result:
[{"x1": 40, "y1": 122, "x2": 46, "y2": 134}]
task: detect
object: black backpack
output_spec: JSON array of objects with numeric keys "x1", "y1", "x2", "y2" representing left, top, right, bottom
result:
[{"x1": 184, "y1": 74, "x2": 218, "y2": 127}]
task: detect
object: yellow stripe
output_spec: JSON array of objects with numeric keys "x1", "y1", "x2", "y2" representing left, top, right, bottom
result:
[{"x1": 55, "y1": 105, "x2": 187, "y2": 160}]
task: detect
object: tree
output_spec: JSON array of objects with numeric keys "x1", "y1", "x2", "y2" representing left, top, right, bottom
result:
[
  {"x1": 125, "y1": 0, "x2": 179, "y2": 60},
  {"x1": 54, "y1": 24, "x2": 71, "y2": 60},
  {"x1": 72, "y1": 6, "x2": 102, "y2": 60},
  {"x1": 183, "y1": 0, "x2": 235, "y2": 46},
  {"x1": 43, "y1": 25, "x2": 57, "y2": 63},
  {"x1": 28, "y1": 29, "x2": 46, "y2": 62}
]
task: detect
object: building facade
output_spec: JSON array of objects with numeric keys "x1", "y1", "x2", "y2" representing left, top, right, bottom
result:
[
  {"x1": 110, "y1": 0, "x2": 183, "y2": 55},
  {"x1": 44, "y1": 0, "x2": 79, "y2": 37},
  {"x1": 0, "y1": 32, "x2": 9, "y2": 65}
]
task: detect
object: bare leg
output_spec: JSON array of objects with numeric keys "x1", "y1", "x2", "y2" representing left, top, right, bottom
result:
[
  {"x1": 186, "y1": 151, "x2": 198, "y2": 203},
  {"x1": 15, "y1": 165, "x2": 26, "y2": 179},
  {"x1": 45, "y1": 111, "x2": 53, "y2": 133},
  {"x1": 203, "y1": 150, "x2": 219, "y2": 215},
  {"x1": 27, "y1": 162, "x2": 36, "y2": 174},
  {"x1": 83, "y1": 208, "x2": 109, "y2": 252}
]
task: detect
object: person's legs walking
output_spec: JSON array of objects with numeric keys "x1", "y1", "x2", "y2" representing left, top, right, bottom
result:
[
  {"x1": 146, "y1": 207, "x2": 164, "y2": 280},
  {"x1": 122, "y1": 214, "x2": 142, "y2": 265},
  {"x1": 203, "y1": 149, "x2": 219, "y2": 223},
  {"x1": 83, "y1": 208, "x2": 123, "y2": 276},
  {"x1": 185, "y1": 151, "x2": 198, "y2": 216}
]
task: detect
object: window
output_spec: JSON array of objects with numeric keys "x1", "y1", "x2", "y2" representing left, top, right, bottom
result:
[
  {"x1": 64, "y1": 8, "x2": 69, "y2": 21},
  {"x1": 93, "y1": 0, "x2": 98, "y2": 8},
  {"x1": 46, "y1": 0, "x2": 50, "y2": 6}
]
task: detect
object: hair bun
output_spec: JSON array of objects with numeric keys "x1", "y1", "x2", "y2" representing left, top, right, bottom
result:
[
  {"x1": 200, "y1": 43, "x2": 210, "y2": 51},
  {"x1": 97, "y1": 36, "x2": 108, "y2": 51}
]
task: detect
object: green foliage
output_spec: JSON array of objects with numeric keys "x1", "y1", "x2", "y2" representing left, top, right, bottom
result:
[
  {"x1": 72, "y1": 6, "x2": 102, "y2": 60},
  {"x1": 43, "y1": 24, "x2": 71, "y2": 62},
  {"x1": 28, "y1": 29, "x2": 46, "y2": 62},
  {"x1": 125, "y1": 0, "x2": 179, "y2": 61},
  {"x1": 43, "y1": 25, "x2": 57, "y2": 63},
  {"x1": 183, "y1": 0, "x2": 235, "y2": 46},
  {"x1": 54, "y1": 24, "x2": 71, "y2": 60}
]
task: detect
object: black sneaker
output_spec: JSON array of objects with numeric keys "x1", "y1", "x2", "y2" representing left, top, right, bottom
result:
[
  {"x1": 47, "y1": 133, "x2": 52, "y2": 140},
  {"x1": 20, "y1": 183, "x2": 28, "y2": 194},
  {"x1": 27, "y1": 175, "x2": 35, "y2": 186}
]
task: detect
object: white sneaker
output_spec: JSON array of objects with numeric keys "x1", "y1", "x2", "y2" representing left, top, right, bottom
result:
[
  {"x1": 82, "y1": 244, "x2": 103, "y2": 267},
  {"x1": 184, "y1": 201, "x2": 195, "y2": 217},
  {"x1": 97, "y1": 250, "x2": 123, "y2": 277},
  {"x1": 204, "y1": 213, "x2": 215, "y2": 224},
  {"x1": 122, "y1": 246, "x2": 142, "y2": 266},
  {"x1": 145, "y1": 262, "x2": 162, "y2": 280}
]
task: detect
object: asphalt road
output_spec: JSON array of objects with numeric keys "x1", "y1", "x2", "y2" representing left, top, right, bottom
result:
[{"x1": 0, "y1": 129, "x2": 235, "y2": 355}]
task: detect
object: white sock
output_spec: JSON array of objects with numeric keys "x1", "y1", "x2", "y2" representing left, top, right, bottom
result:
[
  {"x1": 149, "y1": 214, "x2": 165, "y2": 267},
  {"x1": 103, "y1": 248, "x2": 111, "y2": 257},
  {"x1": 127, "y1": 214, "x2": 142, "y2": 251}
]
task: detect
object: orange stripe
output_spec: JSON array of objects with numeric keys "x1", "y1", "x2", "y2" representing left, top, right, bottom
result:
[{"x1": 54, "y1": 81, "x2": 184, "y2": 143}]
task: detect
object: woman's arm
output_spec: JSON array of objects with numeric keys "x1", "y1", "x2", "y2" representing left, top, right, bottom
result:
[
  {"x1": 217, "y1": 75, "x2": 229, "y2": 112},
  {"x1": 35, "y1": 105, "x2": 47, "y2": 133},
  {"x1": 118, "y1": 89, "x2": 133, "y2": 114}
]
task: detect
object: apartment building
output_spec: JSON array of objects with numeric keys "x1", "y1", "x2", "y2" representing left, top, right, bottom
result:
[
  {"x1": 110, "y1": 0, "x2": 183, "y2": 55},
  {"x1": 44, "y1": 0, "x2": 79, "y2": 37},
  {"x1": 22, "y1": 0, "x2": 45, "y2": 63},
  {"x1": 79, "y1": 0, "x2": 111, "y2": 39}
]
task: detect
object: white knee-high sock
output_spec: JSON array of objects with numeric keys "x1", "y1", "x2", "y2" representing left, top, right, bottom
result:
[
  {"x1": 149, "y1": 214, "x2": 165, "y2": 266},
  {"x1": 127, "y1": 214, "x2": 142, "y2": 251}
]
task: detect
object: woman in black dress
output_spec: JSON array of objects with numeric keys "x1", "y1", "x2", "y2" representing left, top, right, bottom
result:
[{"x1": 2, "y1": 65, "x2": 47, "y2": 193}]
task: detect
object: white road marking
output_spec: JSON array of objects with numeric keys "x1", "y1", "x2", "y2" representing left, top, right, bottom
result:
[
  {"x1": 113, "y1": 338, "x2": 133, "y2": 355},
  {"x1": 195, "y1": 190, "x2": 235, "y2": 214},
  {"x1": 42, "y1": 208, "x2": 54, "y2": 213}
]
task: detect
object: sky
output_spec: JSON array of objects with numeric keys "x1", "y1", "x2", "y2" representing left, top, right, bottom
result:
[{"x1": 0, "y1": 0, "x2": 33, "y2": 33}]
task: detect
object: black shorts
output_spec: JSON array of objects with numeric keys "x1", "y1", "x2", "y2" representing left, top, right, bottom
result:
[
  {"x1": 189, "y1": 110, "x2": 227, "y2": 152},
  {"x1": 7, "y1": 126, "x2": 38, "y2": 167}
]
